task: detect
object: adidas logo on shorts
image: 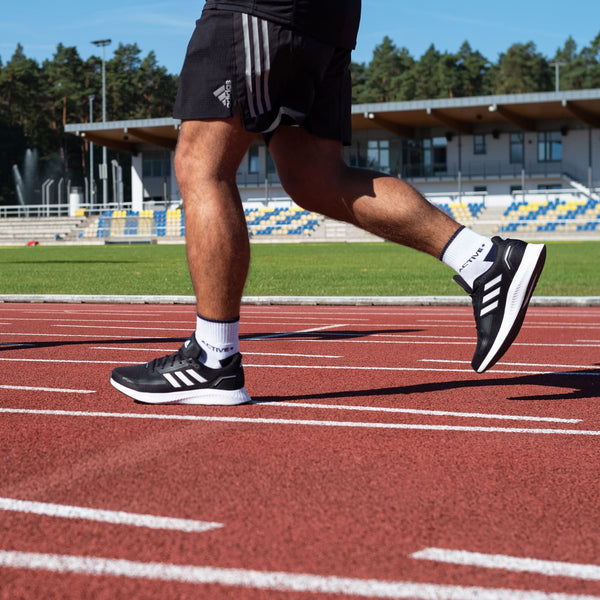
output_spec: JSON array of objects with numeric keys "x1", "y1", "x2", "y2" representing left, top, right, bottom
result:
[{"x1": 213, "y1": 80, "x2": 232, "y2": 108}]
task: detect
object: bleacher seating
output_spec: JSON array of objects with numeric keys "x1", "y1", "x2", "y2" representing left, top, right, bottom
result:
[
  {"x1": 91, "y1": 209, "x2": 184, "y2": 239},
  {"x1": 437, "y1": 202, "x2": 484, "y2": 223},
  {"x1": 244, "y1": 206, "x2": 321, "y2": 237},
  {"x1": 76, "y1": 196, "x2": 600, "y2": 241},
  {"x1": 86, "y1": 206, "x2": 322, "y2": 240},
  {"x1": 498, "y1": 197, "x2": 600, "y2": 234}
]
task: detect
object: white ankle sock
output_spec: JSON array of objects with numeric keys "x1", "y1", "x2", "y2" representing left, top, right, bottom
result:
[
  {"x1": 194, "y1": 314, "x2": 239, "y2": 369},
  {"x1": 441, "y1": 227, "x2": 496, "y2": 288}
]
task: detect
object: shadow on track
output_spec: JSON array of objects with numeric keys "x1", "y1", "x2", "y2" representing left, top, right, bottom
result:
[
  {"x1": 0, "y1": 328, "x2": 423, "y2": 353},
  {"x1": 253, "y1": 369, "x2": 600, "y2": 403},
  {"x1": 243, "y1": 328, "x2": 424, "y2": 341},
  {"x1": 0, "y1": 337, "x2": 188, "y2": 352}
]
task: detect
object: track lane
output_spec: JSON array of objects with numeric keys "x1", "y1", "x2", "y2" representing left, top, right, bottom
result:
[{"x1": 1, "y1": 303, "x2": 600, "y2": 598}]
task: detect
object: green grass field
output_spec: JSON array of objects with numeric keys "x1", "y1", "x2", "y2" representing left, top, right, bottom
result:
[{"x1": 0, "y1": 241, "x2": 598, "y2": 297}]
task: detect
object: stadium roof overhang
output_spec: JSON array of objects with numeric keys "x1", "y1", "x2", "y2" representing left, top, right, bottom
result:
[
  {"x1": 65, "y1": 89, "x2": 600, "y2": 152},
  {"x1": 65, "y1": 118, "x2": 180, "y2": 154},
  {"x1": 352, "y1": 89, "x2": 600, "y2": 140}
]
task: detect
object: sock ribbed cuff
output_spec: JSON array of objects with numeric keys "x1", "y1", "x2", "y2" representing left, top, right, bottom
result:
[{"x1": 439, "y1": 226, "x2": 465, "y2": 261}]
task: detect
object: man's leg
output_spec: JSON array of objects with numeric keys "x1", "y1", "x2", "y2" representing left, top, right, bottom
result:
[
  {"x1": 176, "y1": 117, "x2": 256, "y2": 320},
  {"x1": 110, "y1": 115, "x2": 256, "y2": 405},
  {"x1": 269, "y1": 126, "x2": 460, "y2": 257},
  {"x1": 269, "y1": 125, "x2": 545, "y2": 373}
]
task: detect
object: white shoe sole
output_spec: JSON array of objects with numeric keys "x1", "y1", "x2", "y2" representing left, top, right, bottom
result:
[
  {"x1": 110, "y1": 378, "x2": 251, "y2": 405},
  {"x1": 476, "y1": 243, "x2": 546, "y2": 373}
]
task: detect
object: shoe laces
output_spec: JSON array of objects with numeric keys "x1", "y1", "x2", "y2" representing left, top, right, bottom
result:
[{"x1": 148, "y1": 343, "x2": 193, "y2": 372}]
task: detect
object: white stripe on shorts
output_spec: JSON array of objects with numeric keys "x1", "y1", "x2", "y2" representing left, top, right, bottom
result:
[
  {"x1": 241, "y1": 13, "x2": 271, "y2": 118},
  {"x1": 261, "y1": 19, "x2": 272, "y2": 111}
]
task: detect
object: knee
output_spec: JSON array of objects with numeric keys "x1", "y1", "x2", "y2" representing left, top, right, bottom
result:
[{"x1": 174, "y1": 143, "x2": 195, "y2": 188}]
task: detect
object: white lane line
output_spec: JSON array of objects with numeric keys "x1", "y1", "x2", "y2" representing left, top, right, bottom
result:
[
  {"x1": 411, "y1": 548, "x2": 600, "y2": 582},
  {"x1": 0, "y1": 408, "x2": 598, "y2": 436},
  {"x1": 249, "y1": 335, "x2": 600, "y2": 348},
  {"x1": 244, "y1": 316, "x2": 369, "y2": 321},
  {"x1": 0, "y1": 357, "x2": 552, "y2": 374},
  {"x1": 55, "y1": 322, "x2": 356, "y2": 331},
  {"x1": 0, "y1": 357, "x2": 588, "y2": 375},
  {"x1": 374, "y1": 334, "x2": 475, "y2": 340},
  {"x1": 6, "y1": 317, "x2": 193, "y2": 325},
  {"x1": 422, "y1": 359, "x2": 599, "y2": 370},
  {"x1": 5, "y1": 332, "x2": 598, "y2": 349},
  {"x1": 0, "y1": 308, "x2": 168, "y2": 315},
  {"x1": 248, "y1": 352, "x2": 343, "y2": 359},
  {"x1": 1, "y1": 551, "x2": 598, "y2": 599},
  {"x1": 242, "y1": 306, "x2": 372, "y2": 321},
  {"x1": 249, "y1": 402, "x2": 580, "y2": 424},
  {"x1": 0, "y1": 385, "x2": 95, "y2": 394},
  {"x1": 244, "y1": 364, "x2": 582, "y2": 375},
  {"x1": 4, "y1": 333, "x2": 138, "y2": 339},
  {"x1": 245, "y1": 323, "x2": 350, "y2": 341},
  {"x1": 0, "y1": 358, "x2": 132, "y2": 365},
  {"x1": 0, "y1": 498, "x2": 222, "y2": 534},
  {"x1": 54, "y1": 325, "x2": 193, "y2": 332},
  {"x1": 91, "y1": 346, "x2": 179, "y2": 352},
  {"x1": 90, "y1": 347, "x2": 343, "y2": 359},
  {"x1": 418, "y1": 319, "x2": 600, "y2": 329},
  {"x1": 3, "y1": 330, "x2": 597, "y2": 349}
]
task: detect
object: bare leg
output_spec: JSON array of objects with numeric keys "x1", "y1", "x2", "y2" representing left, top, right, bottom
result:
[
  {"x1": 174, "y1": 116, "x2": 256, "y2": 320},
  {"x1": 269, "y1": 126, "x2": 460, "y2": 258}
]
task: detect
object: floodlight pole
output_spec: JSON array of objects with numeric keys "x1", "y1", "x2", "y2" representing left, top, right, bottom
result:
[
  {"x1": 88, "y1": 94, "x2": 95, "y2": 206},
  {"x1": 549, "y1": 60, "x2": 567, "y2": 93},
  {"x1": 92, "y1": 39, "x2": 111, "y2": 208}
]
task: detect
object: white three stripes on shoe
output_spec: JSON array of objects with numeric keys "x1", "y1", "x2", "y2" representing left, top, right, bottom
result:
[
  {"x1": 480, "y1": 275, "x2": 502, "y2": 317},
  {"x1": 241, "y1": 13, "x2": 272, "y2": 118},
  {"x1": 163, "y1": 370, "x2": 208, "y2": 389}
]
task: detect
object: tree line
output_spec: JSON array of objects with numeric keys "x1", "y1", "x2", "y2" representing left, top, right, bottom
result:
[
  {"x1": 1, "y1": 31, "x2": 600, "y2": 204},
  {"x1": 0, "y1": 43, "x2": 178, "y2": 205},
  {"x1": 351, "y1": 34, "x2": 600, "y2": 103}
]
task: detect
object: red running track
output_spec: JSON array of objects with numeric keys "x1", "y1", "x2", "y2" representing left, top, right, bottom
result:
[{"x1": 1, "y1": 302, "x2": 599, "y2": 599}]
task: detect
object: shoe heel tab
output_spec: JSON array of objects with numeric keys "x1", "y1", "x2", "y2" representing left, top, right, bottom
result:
[{"x1": 219, "y1": 353, "x2": 242, "y2": 369}]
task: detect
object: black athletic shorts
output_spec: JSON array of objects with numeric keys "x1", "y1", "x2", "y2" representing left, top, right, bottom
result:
[{"x1": 173, "y1": 8, "x2": 353, "y2": 145}]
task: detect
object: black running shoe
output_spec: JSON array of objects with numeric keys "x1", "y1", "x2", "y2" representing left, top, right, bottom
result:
[
  {"x1": 454, "y1": 236, "x2": 546, "y2": 373},
  {"x1": 110, "y1": 335, "x2": 251, "y2": 405}
]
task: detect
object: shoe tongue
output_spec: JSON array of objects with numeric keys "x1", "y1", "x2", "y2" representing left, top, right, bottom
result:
[
  {"x1": 483, "y1": 243, "x2": 498, "y2": 263},
  {"x1": 453, "y1": 274, "x2": 473, "y2": 294}
]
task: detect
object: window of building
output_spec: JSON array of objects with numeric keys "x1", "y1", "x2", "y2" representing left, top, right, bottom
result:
[
  {"x1": 142, "y1": 151, "x2": 171, "y2": 178},
  {"x1": 367, "y1": 139, "x2": 390, "y2": 173},
  {"x1": 509, "y1": 133, "x2": 524, "y2": 164},
  {"x1": 473, "y1": 186, "x2": 487, "y2": 193},
  {"x1": 538, "y1": 131, "x2": 562, "y2": 162},
  {"x1": 248, "y1": 146, "x2": 260, "y2": 173},
  {"x1": 424, "y1": 137, "x2": 448, "y2": 175},
  {"x1": 473, "y1": 134, "x2": 486, "y2": 155},
  {"x1": 401, "y1": 137, "x2": 447, "y2": 178}
]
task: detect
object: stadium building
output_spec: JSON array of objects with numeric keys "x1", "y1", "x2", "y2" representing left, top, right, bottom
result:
[{"x1": 56, "y1": 89, "x2": 600, "y2": 241}]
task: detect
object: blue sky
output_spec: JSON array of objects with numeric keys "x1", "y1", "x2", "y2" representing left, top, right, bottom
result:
[{"x1": 1, "y1": 0, "x2": 598, "y2": 74}]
